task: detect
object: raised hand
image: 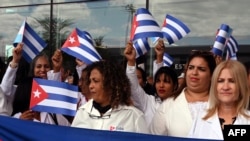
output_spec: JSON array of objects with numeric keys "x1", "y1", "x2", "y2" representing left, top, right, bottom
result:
[
  {"x1": 51, "y1": 49, "x2": 63, "y2": 72},
  {"x1": 124, "y1": 41, "x2": 136, "y2": 66},
  {"x1": 154, "y1": 39, "x2": 165, "y2": 63},
  {"x1": 10, "y1": 43, "x2": 24, "y2": 68}
]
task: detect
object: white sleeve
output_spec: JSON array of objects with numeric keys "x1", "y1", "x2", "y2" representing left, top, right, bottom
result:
[
  {"x1": 76, "y1": 64, "x2": 87, "y2": 78},
  {"x1": 126, "y1": 64, "x2": 152, "y2": 112},
  {"x1": 149, "y1": 102, "x2": 168, "y2": 135},
  {"x1": 47, "y1": 70, "x2": 61, "y2": 81},
  {"x1": 0, "y1": 65, "x2": 18, "y2": 97},
  {"x1": 153, "y1": 60, "x2": 163, "y2": 79}
]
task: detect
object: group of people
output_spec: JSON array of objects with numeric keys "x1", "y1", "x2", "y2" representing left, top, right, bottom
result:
[{"x1": 0, "y1": 39, "x2": 250, "y2": 140}]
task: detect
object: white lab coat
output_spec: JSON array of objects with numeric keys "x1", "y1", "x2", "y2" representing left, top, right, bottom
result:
[
  {"x1": 71, "y1": 99, "x2": 149, "y2": 134},
  {"x1": 188, "y1": 109, "x2": 250, "y2": 140},
  {"x1": 126, "y1": 64, "x2": 162, "y2": 127}
]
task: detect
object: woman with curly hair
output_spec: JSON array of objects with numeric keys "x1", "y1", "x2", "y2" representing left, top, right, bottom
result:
[{"x1": 71, "y1": 60, "x2": 149, "y2": 134}]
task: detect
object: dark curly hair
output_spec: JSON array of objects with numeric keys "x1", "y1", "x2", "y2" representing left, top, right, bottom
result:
[{"x1": 87, "y1": 60, "x2": 133, "y2": 108}]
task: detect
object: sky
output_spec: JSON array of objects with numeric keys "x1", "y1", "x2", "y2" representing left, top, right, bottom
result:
[{"x1": 0, "y1": 0, "x2": 250, "y2": 57}]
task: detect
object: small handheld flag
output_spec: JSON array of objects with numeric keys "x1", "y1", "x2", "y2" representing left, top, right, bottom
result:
[
  {"x1": 211, "y1": 24, "x2": 233, "y2": 57},
  {"x1": 163, "y1": 53, "x2": 174, "y2": 67},
  {"x1": 30, "y1": 78, "x2": 78, "y2": 116},
  {"x1": 131, "y1": 8, "x2": 163, "y2": 41},
  {"x1": 13, "y1": 20, "x2": 47, "y2": 63},
  {"x1": 133, "y1": 38, "x2": 150, "y2": 58},
  {"x1": 161, "y1": 14, "x2": 190, "y2": 45},
  {"x1": 225, "y1": 35, "x2": 239, "y2": 60},
  {"x1": 61, "y1": 28, "x2": 102, "y2": 64}
]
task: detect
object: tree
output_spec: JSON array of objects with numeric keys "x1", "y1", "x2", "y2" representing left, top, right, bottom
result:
[
  {"x1": 33, "y1": 16, "x2": 74, "y2": 57},
  {"x1": 33, "y1": 16, "x2": 76, "y2": 70}
]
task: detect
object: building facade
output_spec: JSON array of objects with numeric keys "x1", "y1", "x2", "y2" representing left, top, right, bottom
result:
[{"x1": 0, "y1": 0, "x2": 249, "y2": 76}]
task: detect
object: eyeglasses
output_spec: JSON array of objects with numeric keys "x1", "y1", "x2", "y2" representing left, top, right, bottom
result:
[{"x1": 88, "y1": 106, "x2": 111, "y2": 119}]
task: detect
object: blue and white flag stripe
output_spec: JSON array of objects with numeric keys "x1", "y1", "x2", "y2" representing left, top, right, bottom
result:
[
  {"x1": 133, "y1": 8, "x2": 163, "y2": 41},
  {"x1": 212, "y1": 24, "x2": 232, "y2": 57},
  {"x1": 133, "y1": 38, "x2": 150, "y2": 58},
  {"x1": 61, "y1": 29, "x2": 102, "y2": 65},
  {"x1": 32, "y1": 78, "x2": 78, "y2": 116},
  {"x1": 13, "y1": 21, "x2": 47, "y2": 63},
  {"x1": 226, "y1": 35, "x2": 238, "y2": 53},
  {"x1": 162, "y1": 15, "x2": 190, "y2": 44},
  {"x1": 163, "y1": 53, "x2": 174, "y2": 67}
]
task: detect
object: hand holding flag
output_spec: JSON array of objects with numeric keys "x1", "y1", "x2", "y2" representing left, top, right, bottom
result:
[
  {"x1": 211, "y1": 24, "x2": 233, "y2": 57},
  {"x1": 13, "y1": 20, "x2": 47, "y2": 63},
  {"x1": 131, "y1": 8, "x2": 163, "y2": 41}
]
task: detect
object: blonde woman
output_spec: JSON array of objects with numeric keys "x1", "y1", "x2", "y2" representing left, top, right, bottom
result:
[{"x1": 188, "y1": 60, "x2": 250, "y2": 140}]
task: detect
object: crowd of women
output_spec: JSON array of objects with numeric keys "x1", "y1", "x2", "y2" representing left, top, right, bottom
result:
[{"x1": 0, "y1": 39, "x2": 250, "y2": 140}]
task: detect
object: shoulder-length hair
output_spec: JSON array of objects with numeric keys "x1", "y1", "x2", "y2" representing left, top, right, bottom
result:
[
  {"x1": 87, "y1": 60, "x2": 133, "y2": 108},
  {"x1": 203, "y1": 60, "x2": 250, "y2": 120},
  {"x1": 28, "y1": 53, "x2": 51, "y2": 77}
]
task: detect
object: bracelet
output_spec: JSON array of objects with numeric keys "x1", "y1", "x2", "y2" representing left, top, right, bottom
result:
[{"x1": 10, "y1": 62, "x2": 18, "y2": 68}]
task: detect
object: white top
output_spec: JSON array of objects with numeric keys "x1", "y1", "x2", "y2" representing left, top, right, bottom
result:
[
  {"x1": 126, "y1": 64, "x2": 162, "y2": 127},
  {"x1": 149, "y1": 88, "x2": 208, "y2": 137},
  {"x1": 188, "y1": 109, "x2": 250, "y2": 140},
  {"x1": 71, "y1": 99, "x2": 149, "y2": 134}
]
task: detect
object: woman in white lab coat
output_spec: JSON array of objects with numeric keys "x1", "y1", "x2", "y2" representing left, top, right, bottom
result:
[{"x1": 188, "y1": 60, "x2": 250, "y2": 140}]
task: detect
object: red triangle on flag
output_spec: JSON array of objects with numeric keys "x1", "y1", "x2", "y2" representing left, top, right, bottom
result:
[
  {"x1": 130, "y1": 15, "x2": 138, "y2": 41},
  {"x1": 162, "y1": 18, "x2": 167, "y2": 27},
  {"x1": 61, "y1": 28, "x2": 80, "y2": 48},
  {"x1": 29, "y1": 79, "x2": 49, "y2": 109}
]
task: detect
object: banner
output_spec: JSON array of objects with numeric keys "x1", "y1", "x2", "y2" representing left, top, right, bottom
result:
[{"x1": 0, "y1": 116, "x2": 222, "y2": 141}]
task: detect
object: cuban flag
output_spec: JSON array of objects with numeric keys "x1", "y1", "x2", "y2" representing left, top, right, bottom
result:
[
  {"x1": 211, "y1": 24, "x2": 232, "y2": 57},
  {"x1": 133, "y1": 38, "x2": 150, "y2": 58},
  {"x1": 131, "y1": 8, "x2": 163, "y2": 41},
  {"x1": 163, "y1": 53, "x2": 174, "y2": 67},
  {"x1": 30, "y1": 78, "x2": 78, "y2": 116},
  {"x1": 13, "y1": 20, "x2": 47, "y2": 63},
  {"x1": 161, "y1": 14, "x2": 190, "y2": 45},
  {"x1": 225, "y1": 35, "x2": 239, "y2": 60},
  {"x1": 61, "y1": 28, "x2": 102, "y2": 65}
]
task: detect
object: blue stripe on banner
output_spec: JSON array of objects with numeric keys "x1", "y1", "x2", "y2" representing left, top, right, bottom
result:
[
  {"x1": 48, "y1": 93, "x2": 78, "y2": 103},
  {"x1": 79, "y1": 43, "x2": 102, "y2": 60},
  {"x1": 216, "y1": 36, "x2": 226, "y2": 45},
  {"x1": 25, "y1": 23, "x2": 47, "y2": 47},
  {"x1": 77, "y1": 30, "x2": 94, "y2": 45},
  {"x1": 0, "y1": 116, "x2": 221, "y2": 141},
  {"x1": 164, "y1": 60, "x2": 172, "y2": 67},
  {"x1": 163, "y1": 32, "x2": 174, "y2": 45},
  {"x1": 61, "y1": 47, "x2": 94, "y2": 65},
  {"x1": 211, "y1": 47, "x2": 223, "y2": 56},
  {"x1": 22, "y1": 50, "x2": 33, "y2": 63},
  {"x1": 165, "y1": 24, "x2": 183, "y2": 40},
  {"x1": 23, "y1": 37, "x2": 40, "y2": 55},
  {"x1": 166, "y1": 15, "x2": 190, "y2": 33},
  {"x1": 34, "y1": 78, "x2": 78, "y2": 92},
  {"x1": 143, "y1": 38, "x2": 150, "y2": 51},
  {"x1": 32, "y1": 105, "x2": 76, "y2": 116},
  {"x1": 138, "y1": 20, "x2": 160, "y2": 26},
  {"x1": 220, "y1": 24, "x2": 230, "y2": 33},
  {"x1": 133, "y1": 32, "x2": 163, "y2": 42},
  {"x1": 136, "y1": 8, "x2": 152, "y2": 15},
  {"x1": 134, "y1": 41, "x2": 144, "y2": 56}
]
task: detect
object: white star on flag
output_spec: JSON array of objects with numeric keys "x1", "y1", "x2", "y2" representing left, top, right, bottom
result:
[
  {"x1": 69, "y1": 36, "x2": 75, "y2": 44},
  {"x1": 33, "y1": 89, "x2": 41, "y2": 98}
]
